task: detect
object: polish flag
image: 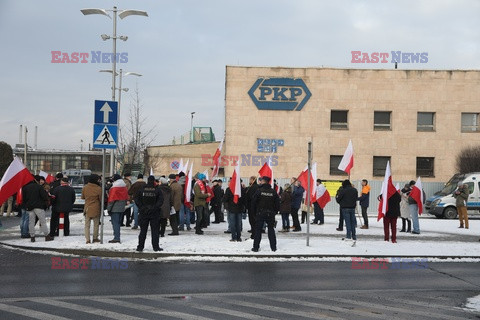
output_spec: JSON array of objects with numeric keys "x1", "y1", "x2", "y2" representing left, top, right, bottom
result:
[
  {"x1": 297, "y1": 163, "x2": 317, "y2": 205},
  {"x1": 338, "y1": 140, "x2": 354, "y2": 175},
  {"x1": 258, "y1": 154, "x2": 274, "y2": 188},
  {"x1": 377, "y1": 161, "x2": 397, "y2": 221},
  {"x1": 0, "y1": 157, "x2": 34, "y2": 206},
  {"x1": 316, "y1": 184, "x2": 331, "y2": 209},
  {"x1": 184, "y1": 162, "x2": 193, "y2": 206},
  {"x1": 395, "y1": 182, "x2": 400, "y2": 191},
  {"x1": 16, "y1": 187, "x2": 23, "y2": 205},
  {"x1": 212, "y1": 138, "x2": 224, "y2": 178},
  {"x1": 409, "y1": 177, "x2": 424, "y2": 215},
  {"x1": 181, "y1": 159, "x2": 189, "y2": 175},
  {"x1": 46, "y1": 174, "x2": 55, "y2": 184},
  {"x1": 39, "y1": 170, "x2": 48, "y2": 179},
  {"x1": 229, "y1": 159, "x2": 241, "y2": 204}
]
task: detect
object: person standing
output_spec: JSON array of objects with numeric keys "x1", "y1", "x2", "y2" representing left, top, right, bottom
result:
[
  {"x1": 23, "y1": 175, "x2": 54, "y2": 242},
  {"x1": 107, "y1": 174, "x2": 129, "y2": 243},
  {"x1": 408, "y1": 180, "x2": 423, "y2": 235},
  {"x1": 82, "y1": 174, "x2": 102, "y2": 244},
  {"x1": 290, "y1": 179, "x2": 304, "y2": 232},
  {"x1": 399, "y1": 184, "x2": 412, "y2": 232},
  {"x1": 279, "y1": 184, "x2": 292, "y2": 232},
  {"x1": 158, "y1": 178, "x2": 175, "y2": 237},
  {"x1": 336, "y1": 180, "x2": 358, "y2": 244},
  {"x1": 129, "y1": 174, "x2": 147, "y2": 230},
  {"x1": 335, "y1": 185, "x2": 344, "y2": 232},
  {"x1": 50, "y1": 177, "x2": 75, "y2": 236},
  {"x1": 122, "y1": 172, "x2": 133, "y2": 227},
  {"x1": 169, "y1": 173, "x2": 182, "y2": 235},
  {"x1": 245, "y1": 176, "x2": 259, "y2": 239},
  {"x1": 135, "y1": 175, "x2": 164, "y2": 252},
  {"x1": 193, "y1": 173, "x2": 210, "y2": 235},
  {"x1": 312, "y1": 179, "x2": 325, "y2": 225},
  {"x1": 381, "y1": 192, "x2": 401, "y2": 243},
  {"x1": 251, "y1": 176, "x2": 280, "y2": 252},
  {"x1": 177, "y1": 172, "x2": 191, "y2": 231},
  {"x1": 454, "y1": 182, "x2": 469, "y2": 229},
  {"x1": 211, "y1": 180, "x2": 225, "y2": 223},
  {"x1": 0, "y1": 196, "x2": 14, "y2": 217},
  {"x1": 223, "y1": 182, "x2": 245, "y2": 242},
  {"x1": 358, "y1": 179, "x2": 370, "y2": 229}
]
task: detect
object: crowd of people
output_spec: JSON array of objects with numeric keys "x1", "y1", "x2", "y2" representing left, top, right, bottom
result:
[{"x1": 0, "y1": 170, "x2": 474, "y2": 252}]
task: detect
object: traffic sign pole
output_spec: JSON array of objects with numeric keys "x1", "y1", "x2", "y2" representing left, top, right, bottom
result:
[{"x1": 100, "y1": 149, "x2": 106, "y2": 244}]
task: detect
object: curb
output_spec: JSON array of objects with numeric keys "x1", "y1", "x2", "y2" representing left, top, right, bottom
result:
[{"x1": 2, "y1": 242, "x2": 480, "y2": 260}]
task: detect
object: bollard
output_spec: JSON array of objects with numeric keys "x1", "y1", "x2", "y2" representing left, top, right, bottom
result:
[{"x1": 59, "y1": 212, "x2": 64, "y2": 237}]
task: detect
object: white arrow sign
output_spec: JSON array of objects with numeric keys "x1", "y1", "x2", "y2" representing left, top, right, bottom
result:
[{"x1": 99, "y1": 102, "x2": 113, "y2": 123}]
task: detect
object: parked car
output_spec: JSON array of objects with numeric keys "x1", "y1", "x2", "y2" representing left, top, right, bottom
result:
[
  {"x1": 426, "y1": 172, "x2": 480, "y2": 219},
  {"x1": 72, "y1": 186, "x2": 85, "y2": 211}
]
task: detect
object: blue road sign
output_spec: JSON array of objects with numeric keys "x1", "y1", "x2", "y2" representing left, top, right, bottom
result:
[
  {"x1": 93, "y1": 124, "x2": 118, "y2": 149},
  {"x1": 94, "y1": 100, "x2": 118, "y2": 125}
]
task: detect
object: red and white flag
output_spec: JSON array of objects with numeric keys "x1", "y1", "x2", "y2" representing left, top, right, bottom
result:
[
  {"x1": 316, "y1": 184, "x2": 331, "y2": 209},
  {"x1": 0, "y1": 157, "x2": 34, "y2": 205},
  {"x1": 258, "y1": 154, "x2": 274, "y2": 188},
  {"x1": 297, "y1": 163, "x2": 317, "y2": 205},
  {"x1": 338, "y1": 140, "x2": 354, "y2": 175},
  {"x1": 182, "y1": 159, "x2": 189, "y2": 175},
  {"x1": 229, "y1": 159, "x2": 241, "y2": 204},
  {"x1": 177, "y1": 158, "x2": 184, "y2": 174},
  {"x1": 184, "y1": 162, "x2": 193, "y2": 205},
  {"x1": 409, "y1": 177, "x2": 424, "y2": 215},
  {"x1": 377, "y1": 161, "x2": 397, "y2": 220},
  {"x1": 46, "y1": 174, "x2": 54, "y2": 184},
  {"x1": 212, "y1": 138, "x2": 224, "y2": 178}
]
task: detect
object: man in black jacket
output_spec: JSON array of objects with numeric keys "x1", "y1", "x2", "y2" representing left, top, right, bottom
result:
[
  {"x1": 211, "y1": 180, "x2": 225, "y2": 223},
  {"x1": 336, "y1": 180, "x2": 358, "y2": 243},
  {"x1": 245, "y1": 176, "x2": 259, "y2": 239},
  {"x1": 251, "y1": 176, "x2": 280, "y2": 252},
  {"x1": 23, "y1": 176, "x2": 54, "y2": 242},
  {"x1": 135, "y1": 175, "x2": 164, "y2": 252},
  {"x1": 50, "y1": 177, "x2": 76, "y2": 237}
]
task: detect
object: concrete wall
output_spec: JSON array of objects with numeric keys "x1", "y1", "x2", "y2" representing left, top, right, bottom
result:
[{"x1": 225, "y1": 66, "x2": 480, "y2": 182}]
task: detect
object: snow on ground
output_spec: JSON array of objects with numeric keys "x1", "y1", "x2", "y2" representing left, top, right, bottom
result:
[
  {"x1": 464, "y1": 294, "x2": 480, "y2": 312},
  {"x1": 2, "y1": 212, "x2": 480, "y2": 259}
]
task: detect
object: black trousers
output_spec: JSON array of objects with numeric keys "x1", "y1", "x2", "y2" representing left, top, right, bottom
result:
[
  {"x1": 122, "y1": 207, "x2": 132, "y2": 226},
  {"x1": 50, "y1": 209, "x2": 70, "y2": 236},
  {"x1": 160, "y1": 214, "x2": 179, "y2": 236},
  {"x1": 338, "y1": 208, "x2": 344, "y2": 229},
  {"x1": 290, "y1": 207, "x2": 301, "y2": 231},
  {"x1": 248, "y1": 209, "x2": 256, "y2": 239},
  {"x1": 253, "y1": 212, "x2": 277, "y2": 251},
  {"x1": 195, "y1": 206, "x2": 206, "y2": 232},
  {"x1": 361, "y1": 206, "x2": 369, "y2": 226},
  {"x1": 213, "y1": 204, "x2": 223, "y2": 222},
  {"x1": 313, "y1": 202, "x2": 324, "y2": 224},
  {"x1": 137, "y1": 216, "x2": 160, "y2": 250}
]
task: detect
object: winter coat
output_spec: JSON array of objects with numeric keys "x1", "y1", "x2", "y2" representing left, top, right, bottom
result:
[
  {"x1": 453, "y1": 186, "x2": 469, "y2": 207},
  {"x1": 51, "y1": 184, "x2": 76, "y2": 213},
  {"x1": 385, "y1": 192, "x2": 401, "y2": 218},
  {"x1": 336, "y1": 186, "x2": 358, "y2": 209},
  {"x1": 212, "y1": 185, "x2": 224, "y2": 207},
  {"x1": 358, "y1": 185, "x2": 370, "y2": 208},
  {"x1": 193, "y1": 181, "x2": 208, "y2": 208},
  {"x1": 134, "y1": 183, "x2": 163, "y2": 217},
  {"x1": 291, "y1": 185, "x2": 305, "y2": 209},
  {"x1": 400, "y1": 190, "x2": 411, "y2": 219},
  {"x1": 22, "y1": 180, "x2": 48, "y2": 211},
  {"x1": 245, "y1": 181, "x2": 259, "y2": 212},
  {"x1": 129, "y1": 179, "x2": 146, "y2": 201},
  {"x1": 280, "y1": 188, "x2": 292, "y2": 214},
  {"x1": 169, "y1": 180, "x2": 183, "y2": 212},
  {"x1": 223, "y1": 187, "x2": 245, "y2": 214},
  {"x1": 107, "y1": 179, "x2": 129, "y2": 213},
  {"x1": 82, "y1": 182, "x2": 102, "y2": 218},
  {"x1": 158, "y1": 185, "x2": 173, "y2": 219}
]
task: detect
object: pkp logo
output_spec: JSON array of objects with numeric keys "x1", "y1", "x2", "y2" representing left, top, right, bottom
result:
[{"x1": 248, "y1": 78, "x2": 311, "y2": 111}]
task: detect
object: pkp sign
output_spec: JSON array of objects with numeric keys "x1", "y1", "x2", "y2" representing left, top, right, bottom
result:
[{"x1": 248, "y1": 78, "x2": 311, "y2": 111}]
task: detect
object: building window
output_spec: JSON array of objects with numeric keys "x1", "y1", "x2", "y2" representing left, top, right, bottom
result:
[
  {"x1": 417, "y1": 157, "x2": 434, "y2": 177},
  {"x1": 373, "y1": 156, "x2": 391, "y2": 176},
  {"x1": 461, "y1": 113, "x2": 480, "y2": 132},
  {"x1": 374, "y1": 111, "x2": 392, "y2": 131},
  {"x1": 330, "y1": 110, "x2": 348, "y2": 130},
  {"x1": 330, "y1": 155, "x2": 348, "y2": 176},
  {"x1": 417, "y1": 112, "x2": 435, "y2": 131}
]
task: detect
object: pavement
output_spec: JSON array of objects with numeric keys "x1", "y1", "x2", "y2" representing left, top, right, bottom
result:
[{"x1": 1, "y1": 211, "x2": 480, "y2": 261}]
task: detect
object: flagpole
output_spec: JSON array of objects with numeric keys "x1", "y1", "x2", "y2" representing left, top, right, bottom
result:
[
  {"x1": 306, "y1": 141, "x2": 312, "y2": 247},
  {"x1": 100, "y1": 149, "x2": 106, "y2": 244}
]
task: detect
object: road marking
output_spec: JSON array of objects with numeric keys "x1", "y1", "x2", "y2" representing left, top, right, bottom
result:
[
  {"x1": 0, "y1": 303, "x2": 70, "y2": 320},
  {"x1": 34, "y1": 299, "x2": 144, "y2": 320}
]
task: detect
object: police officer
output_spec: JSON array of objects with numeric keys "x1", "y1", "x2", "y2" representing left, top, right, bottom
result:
[
  {"x1": 134, "y1": 175, "x2": 164, "y2": 252},
  {"x1": 251, "y1": 176, "x2": 280, "y2": 252}
]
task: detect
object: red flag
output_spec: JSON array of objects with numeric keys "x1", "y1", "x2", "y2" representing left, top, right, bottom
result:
[
  {"x1": 16, "y1": 187, "x2": 23, "y2": 205},
  {"x1": 258, "y1": 155, "x2": 274, "y2": 188},
  {"x1": 0, "y1": 158, "x2": 34, "y2": 206},
  {"x1": 46, "y1": 174, "x2": 55, "y2": 184},
  {"x1": 184, "y1": 162, "x2": 193, "y2": 205},
  {"x1": 212, "y1": 138, "x2": 224, "y2": 178},
  {"x1": 409, "y1": 177, "x2": 424, "y2": 215},
  {"x1": 297, "y1": 164, "x2": 316, "y2": 205},
  {"x1": 377, "y1": 161, "x2": 397, "y2": 221},
  {"x1": 229, "y1": 160, "x2": 241, "y2": 204},
  {"x1": 107, "y1": 180, "x2": 129, "y2": 202},
  {"x1": 316, "y1": 184, "x2": 331, "y2": 209},
  {"x1": 338, "y1": 140, "x2": 354, "y2": 175}
]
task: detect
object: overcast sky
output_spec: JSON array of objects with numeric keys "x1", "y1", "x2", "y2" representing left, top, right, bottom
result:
[{"x1": 0, "y1": 0, "x2": 478, "y2": 150}]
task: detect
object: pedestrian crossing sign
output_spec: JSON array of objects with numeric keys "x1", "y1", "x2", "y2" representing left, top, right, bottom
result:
[{"x1": 93, "y1": 124, "x2": 118, "y2": 149}]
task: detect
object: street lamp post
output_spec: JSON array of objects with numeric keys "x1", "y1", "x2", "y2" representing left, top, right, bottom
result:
[
  {"x1": 81, "y1": 6, "x2": 148, "y2": 176},
  {"x1": 190, "y1": 112, "x2": 195, "y2": 143}
]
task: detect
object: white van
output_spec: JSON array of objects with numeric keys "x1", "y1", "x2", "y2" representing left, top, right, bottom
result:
[{"x1": 425, "y1": 172, "x2": 480, "y2": 219}]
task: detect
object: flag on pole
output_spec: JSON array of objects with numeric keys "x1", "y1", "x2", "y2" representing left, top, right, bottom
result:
[
  {"x1": 395, "y1": 182, "x2": 400, "y2": 191},
  {"x1": 409, "y1": 177, "x2": 424, "y2": 215},
  {"x1": 316, "y1": 184, "x2": 331, "y2": 209},
  {"x1": 377, "y1": 161, "x2": 397, "y2": 221},
  {"x1": 0, "y1": 157, "x2": 34, "y2": 205},
  {"x1": 184, "y1": 162, "x2": 193, "y2": 206},
  {"x1": 297, "y1": 163, "x2": 317, "y2": 205},
  {"x1": 229, "y1": 158, "x2": 241, "y2": 204},
  {"x1": 338, "y1": 140, "x2": 354, "y2": 175},
  {"x1": 181, "y1": 159, "x2": 189, "y2": 175},
  {"x1": 177, "y1": 158, "x2": 184, "y2": 174},
  {"x1": 258, "y1": 154, "x2": 274, "y2": 188},
  {"x1": 39, "y1": 170, "x2": 48, "y2": 179},
  {"x1": 212, "y1": 137, "x2": 224, "y2": 178}
]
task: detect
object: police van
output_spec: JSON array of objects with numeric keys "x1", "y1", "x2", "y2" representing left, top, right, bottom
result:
[{"x1": 425, "y1": 172, "x2": 480, "y2": 219}]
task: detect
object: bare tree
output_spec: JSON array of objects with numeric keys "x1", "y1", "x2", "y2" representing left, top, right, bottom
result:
[
  {"x1": 456, "y1": 145, "x2": 480, "y2": 174},
  {"x1": 117, "y1": 83, "x2": 157, "y2": 174}
]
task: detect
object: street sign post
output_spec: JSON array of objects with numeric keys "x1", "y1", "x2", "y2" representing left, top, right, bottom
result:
[{"x1": 93, "y1": 100, "x2": 118, "y2": 244}]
